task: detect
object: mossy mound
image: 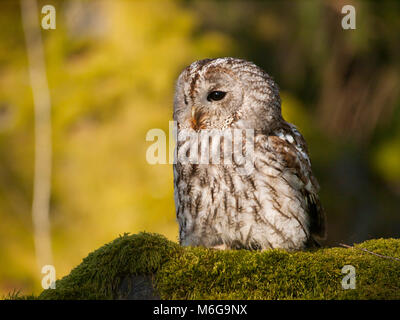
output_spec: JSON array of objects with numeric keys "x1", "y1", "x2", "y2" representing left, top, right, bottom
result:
[
  {"x1": 39, "y1": 232, "x2": 182, "y2": 300},
  {"x1": 39, "y1": 233, "x2": 400, "y2": 300}
]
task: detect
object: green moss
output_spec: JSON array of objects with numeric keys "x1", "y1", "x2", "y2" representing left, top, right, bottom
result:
[
  {"x1": 3, "y1": 290, "x2": 38, "y2": 300},
  {"x1": 38, "y1": 233, "x2": 400, "y2": 300},
  {"x1": 39, "y1": 232, "x2": 182, "y2": 300}
]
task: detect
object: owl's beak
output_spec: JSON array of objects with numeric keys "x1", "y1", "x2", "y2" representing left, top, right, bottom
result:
[
  {"x1": 191, "y1": 106, "x2": 195, "y2": 119},
  {"x1": 190, "y1": 106, "x2": 206, "y2": 130}
]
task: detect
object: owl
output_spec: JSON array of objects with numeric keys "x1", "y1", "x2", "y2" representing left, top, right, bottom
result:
[{"x1": 173, "y1": 57, "x2": 326, "y2": 250}]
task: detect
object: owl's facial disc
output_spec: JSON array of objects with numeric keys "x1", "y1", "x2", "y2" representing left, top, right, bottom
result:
[
  {"x1": 174, "y1": 58, "x2": 283, "y2": 134},
  {"x1": 190, "y1": 89, "x2": 229, "y2": 130},
  {"x1": 190, "y1": 91, "x2": 227, "y2": 130},
  {"x1": 187, "y1": 72, "x2": 243, "y2": 130}
]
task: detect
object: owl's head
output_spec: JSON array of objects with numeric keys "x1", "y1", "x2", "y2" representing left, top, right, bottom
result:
[{"x1": 173, "y1": 57, "x2": 282, "y2": 132}]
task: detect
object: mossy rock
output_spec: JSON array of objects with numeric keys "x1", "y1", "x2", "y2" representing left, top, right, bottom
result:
[{"x1": 38, "y1": 232, "x2": 400, "y2": 300}]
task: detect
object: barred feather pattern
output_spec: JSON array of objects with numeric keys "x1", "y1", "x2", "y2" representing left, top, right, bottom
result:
[{"x1": 173, "y1": 58, "x2": 326, "y2": 250}]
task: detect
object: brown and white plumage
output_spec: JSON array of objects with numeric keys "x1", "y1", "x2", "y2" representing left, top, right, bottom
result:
[{"x1": 173, "y1": 57, "x2": 326, "y2": 250}]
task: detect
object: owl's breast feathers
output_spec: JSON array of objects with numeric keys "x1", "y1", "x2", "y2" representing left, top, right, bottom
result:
[{"x1": 267, "y1": 123, "x2": 326, "y2": 242}]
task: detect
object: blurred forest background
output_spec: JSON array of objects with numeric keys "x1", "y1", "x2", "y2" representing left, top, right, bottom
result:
[{"x1": 0, "y1": 0, "x2": 399, "y2": 296}]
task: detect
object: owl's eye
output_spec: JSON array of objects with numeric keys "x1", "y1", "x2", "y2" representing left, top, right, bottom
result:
[{"x1": 207, "y1": 91, "x2": 226, "y2": 102}]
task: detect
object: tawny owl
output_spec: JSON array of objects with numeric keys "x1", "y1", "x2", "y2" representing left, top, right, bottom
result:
[{"x1": 173, "y1": 57, "x2": 326, "y2": 250}]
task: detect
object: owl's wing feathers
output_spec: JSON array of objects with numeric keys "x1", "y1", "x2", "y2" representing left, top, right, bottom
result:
[{"x1": 267, "y1": 124, "x2": 326, "y2": 241}]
